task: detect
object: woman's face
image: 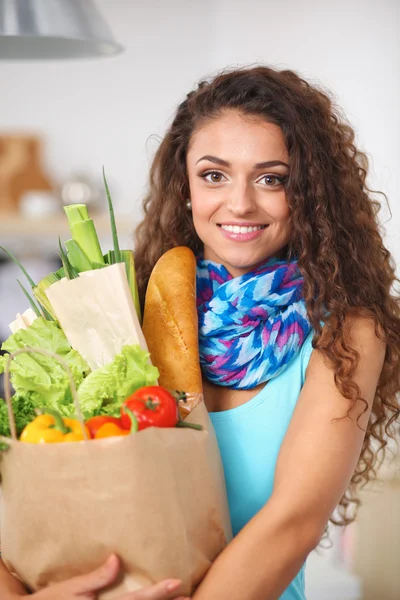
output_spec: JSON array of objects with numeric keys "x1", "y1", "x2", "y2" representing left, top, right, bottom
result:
[{"x1": 186, "y1": 110, "x2": 291, "y2": 277}]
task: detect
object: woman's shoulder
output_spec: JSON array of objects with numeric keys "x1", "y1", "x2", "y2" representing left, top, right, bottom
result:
[
  {"x1": 298, "y1": 330, "x2": 315, "y2": 383},
  {"x1": 305, "y1": 315, "x2": 386, "y2": 382}
]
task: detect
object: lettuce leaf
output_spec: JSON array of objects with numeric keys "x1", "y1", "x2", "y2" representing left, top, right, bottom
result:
[
  {"x1": 0, "y1": 319, "x2": 158, "y2": 433},
  {"x1": 0, "y1": 317, "x2": 90, "y2": 417},
  {"x1": 77, "y1": 345, "x2": 159, "y2": 417}
]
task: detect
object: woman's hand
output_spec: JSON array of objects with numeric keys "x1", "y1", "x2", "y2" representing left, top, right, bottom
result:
[{"x1": 8, "y1": 555, "x2": 190, "y2": 600}]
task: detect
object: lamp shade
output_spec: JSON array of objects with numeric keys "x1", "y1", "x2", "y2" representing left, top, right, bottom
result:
[{"x1": 0, "y1": 0, "x2": 123, "y2": 59}]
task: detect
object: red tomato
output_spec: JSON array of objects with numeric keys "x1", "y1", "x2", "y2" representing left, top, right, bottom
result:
[
  {"x1": 120, "y1": 386, "x2": 178, "y2": 431},
  {"x1": 85, "y1": 416, "x2": 124, "y2": 438}
]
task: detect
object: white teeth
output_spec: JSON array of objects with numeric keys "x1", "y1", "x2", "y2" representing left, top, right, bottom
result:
[{"x1": 221, "y1": 225, "x2": 264, "y2": 233}]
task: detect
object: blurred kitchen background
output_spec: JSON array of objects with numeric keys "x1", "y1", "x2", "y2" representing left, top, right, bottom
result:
[{"x1": 0, "y1": 1, "x2": 399, "y2": 599}]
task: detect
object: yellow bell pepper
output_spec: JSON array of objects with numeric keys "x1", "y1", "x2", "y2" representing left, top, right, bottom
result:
[{"x1": 20, "y1": 410, "x2": 89, "y2": 444}]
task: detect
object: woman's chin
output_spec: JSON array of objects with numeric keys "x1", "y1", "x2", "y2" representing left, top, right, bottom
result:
[{"x1": 216, "y1": 255, "x2": 269, "y2": 277}]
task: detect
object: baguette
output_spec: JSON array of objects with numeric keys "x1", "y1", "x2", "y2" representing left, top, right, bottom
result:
[{"x1": 142, "y1": 247, "x2": 203, "y2": 416}]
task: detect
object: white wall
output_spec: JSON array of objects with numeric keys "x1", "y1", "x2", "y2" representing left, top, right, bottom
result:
[
  {"x1": 1, "y1": 0, "x2": 398, "y2": 264},
  {"x1": 212, "y1": 0, "x2": 400, "y2": 263},
  {"x1": 0, "y1": 0, "x2": 217, "y2": 228}
]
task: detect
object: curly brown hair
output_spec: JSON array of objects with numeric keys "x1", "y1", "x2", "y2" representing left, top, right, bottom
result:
[{"x1": 135, "y1": 65, "x2": 400, "y2": 526}]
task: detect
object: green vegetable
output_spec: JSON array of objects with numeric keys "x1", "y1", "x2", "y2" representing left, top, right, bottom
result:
[
  {"x1": 1, "y1": 247, "x2": 54, "y2": 321},
  {"x1": 17, "y1": 280, "x2": 42, "y2": 317},
  {"x1": 0, "y1": 318, "x2": 90, "y2": 417},
  {"x1": 103, "y1": 167, "x2": 121, "y2": 264},
  {"x1": 0, "y1": 396, "x2": 37, "y2": 438},
  {"x1": 77, "y1": 345, "x2": 159, "y2": 417},
  {"x1": 91, "y1": 401, "x2": 122, "y2": 418},
  {"x1": 65, "y1": 239, "x2": 92, "y2": 273},
  {"x1": 121, "y1": 250, "x2": 141, "y2": 323},
  {"x1": 33, "y1": 272, "x2": 60, "y2": 320},
  {"x1": 64, "y1": 204, "x2": 105, "y2": 267},
  {"x1": 58, "y1": 237, "x2": 77, "y2": 280},
  {"x1": 0, "y1": 246, "x2": 36, "y2": 287}
]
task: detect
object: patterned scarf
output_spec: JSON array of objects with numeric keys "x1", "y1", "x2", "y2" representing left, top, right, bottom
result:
[{"x1": 196, "y1": 257, "x2": 311, "y2": 389}]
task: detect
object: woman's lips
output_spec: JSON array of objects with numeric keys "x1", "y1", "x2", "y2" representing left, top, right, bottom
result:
[{"x1": 218, "y1": 224, "x2": 267, "y2": 243}]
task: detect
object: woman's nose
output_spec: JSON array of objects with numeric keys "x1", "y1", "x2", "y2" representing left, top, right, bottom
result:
[{"x1": 226, "y1": 183, "x2": 256, "y2": 216}]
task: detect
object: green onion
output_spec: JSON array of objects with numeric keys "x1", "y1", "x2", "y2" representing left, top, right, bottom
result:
[
  {"x1": 0, "y1": 246, "x2": 36, "y2": 287},
  {"x1": 58, "y1": 237, "x2": 76, "y2": 280},
  {"x1": 121, "y1": 250, "x2": 141, "y2": 323},
  {"x1": 55, "y1": 266, "x2": 65, "y2": 279},
  {"x1": 39, "y1": 305, "x2": 54, "y2": 321},
  {"x1": 33, "y1": 273, "x2": 60, "y2": 321},
  {"x1": 17, "y1": 280, "x2": 42, "y2": 317},
  {"x1": 103, "y1": 167, "x2": 121, "y2": 264},
  {"x1": 1, "y1": 246, "x2": 54, "y2": 321}
]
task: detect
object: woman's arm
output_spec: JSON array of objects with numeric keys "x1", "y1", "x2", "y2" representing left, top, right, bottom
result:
[
  {"x1": 0, "y1": 560, "x2": 28, "y2": 597},
  {"x1": 0, "y1": 555, "x2": 187, "y2": 600},
  {"x1": 193, "y1": 317, "x2": 385, "y2": 600}
]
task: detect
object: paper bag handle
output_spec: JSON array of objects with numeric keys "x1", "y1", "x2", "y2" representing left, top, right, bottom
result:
[{"x1": 4, "y1": 346, "x2": 88, "y2": 441}]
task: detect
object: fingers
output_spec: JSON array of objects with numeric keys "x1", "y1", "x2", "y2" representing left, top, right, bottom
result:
[
  {"x1": 68, "y1": 554, "x2": 120, "y2": 594},
  {"x1": 120, "y1": 578, "x2": 187, "y2": 600}
]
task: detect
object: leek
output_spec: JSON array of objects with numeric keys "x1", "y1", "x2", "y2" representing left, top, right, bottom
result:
[
  {"x1": 34, "y1": 273, "x2": 61, "y2": 321},
  {"x1": 64, "y1": 204, "x2": 104, "y2": 267},
  {"x1": 65, "y1": 239, "x2": 92, "y2": 273},
  {"x1": 121, "y1": 250, "x2": 141, "y2": 323},
  {"x1": 58, "y1": 238, "x2": 77, "y2": 280}
]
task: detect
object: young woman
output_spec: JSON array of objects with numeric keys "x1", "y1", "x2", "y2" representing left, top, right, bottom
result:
[{"x1": 2, "y1": 66, "x2": 399, "y2": 600}]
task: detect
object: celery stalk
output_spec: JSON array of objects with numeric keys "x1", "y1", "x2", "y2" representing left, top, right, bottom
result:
[{"x1": 64, "y1": 204, "x2": 105, "y2": 266}]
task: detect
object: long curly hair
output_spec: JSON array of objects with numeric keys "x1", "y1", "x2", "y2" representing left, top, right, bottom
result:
[{"x1": 135, "y1": 65, "x2": 400, "y2": 526}]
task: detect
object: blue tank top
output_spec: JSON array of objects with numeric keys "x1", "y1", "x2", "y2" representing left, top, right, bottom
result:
[{"x1": 209, "y1": 331, "x2": 314, "y2": 600}]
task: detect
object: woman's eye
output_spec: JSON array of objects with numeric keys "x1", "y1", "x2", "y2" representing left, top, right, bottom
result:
[
  {"x1": 201, "y1": 171, "x2": 226, "y2": 183},
  {"x1": 259, "y1": 174, "x2": 286, "y2": 187}
]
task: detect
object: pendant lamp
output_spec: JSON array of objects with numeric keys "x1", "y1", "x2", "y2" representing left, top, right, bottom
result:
[{"x1": 0, "y1": 0, "x2": 123, "y2": 59}]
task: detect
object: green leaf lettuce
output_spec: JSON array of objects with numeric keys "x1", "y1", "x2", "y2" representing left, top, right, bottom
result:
[
  {"x1": 0, "y1": 317, "x2": 90, "y2": 417},
  {"x1": 77, "y1": 345, "x2": 159, "y2": 417}
]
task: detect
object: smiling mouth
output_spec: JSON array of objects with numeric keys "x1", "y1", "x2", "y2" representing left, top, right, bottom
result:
[{"x1": 217, "y1": 224, "x2": 268, "y2": 233}]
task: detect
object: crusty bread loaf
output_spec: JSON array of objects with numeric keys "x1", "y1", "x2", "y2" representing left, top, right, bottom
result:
[{"x1": 142, "y1": 247, "x2": 203, "y2": 399}]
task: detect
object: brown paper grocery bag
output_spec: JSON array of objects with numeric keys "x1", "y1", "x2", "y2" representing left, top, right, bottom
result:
[
  {"x1": 0, "y1": 402, "x2": 231, "y2": 598},
  {"x1": 0, "y1": 349, "x2": 232, "y2": 598}
]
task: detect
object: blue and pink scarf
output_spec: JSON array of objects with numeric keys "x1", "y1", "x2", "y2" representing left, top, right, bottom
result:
[{"x1": 196, "y1": 258, "x2": 311, "y2": 390}]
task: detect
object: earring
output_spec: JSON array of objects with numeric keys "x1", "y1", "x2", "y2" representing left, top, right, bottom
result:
[{"x1": 186, "y1": 199, "x2": 192, "y2": 211}]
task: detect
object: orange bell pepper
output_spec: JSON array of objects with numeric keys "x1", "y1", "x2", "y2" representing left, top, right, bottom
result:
[{"x1": 94, "y1": 422, "x2": 130, "y2": 439}]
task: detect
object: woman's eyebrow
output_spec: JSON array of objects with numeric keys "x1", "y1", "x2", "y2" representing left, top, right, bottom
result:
[
  {"x1": 196, "y1": 155, "x2": 230, "y2": 167},
  {"x1": 195, "y1": 155, "x2": 289, "y2": 169}
]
